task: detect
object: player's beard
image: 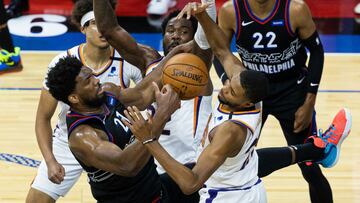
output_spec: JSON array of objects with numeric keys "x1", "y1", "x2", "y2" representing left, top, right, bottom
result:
[
  {"x1": 218, "y1": 95, "x2": 230, "y2": 106},
  {"x1": 83, "y1": 94, "x2": 106, "y2": 108}
]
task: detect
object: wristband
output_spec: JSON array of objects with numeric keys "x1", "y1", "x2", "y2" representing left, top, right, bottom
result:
[{"x1": 142, "y1": 137, "x2": 157, "y2": 145}]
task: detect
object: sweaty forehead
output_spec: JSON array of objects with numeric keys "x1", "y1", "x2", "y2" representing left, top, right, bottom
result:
[{"x1": 167, "y1": 17, "x2": 193, "y2": 30}]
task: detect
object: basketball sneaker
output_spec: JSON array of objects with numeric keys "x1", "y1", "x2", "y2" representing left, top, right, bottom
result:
[
  {"x1": 147, "y1": 0, "x2": 177, "y2": 15},
  {"x1": 314, "y1": 108, "x2": 352, "y2": 168},
  {"x1": 0, "y1": 47, "x2": 23, "y2": 74}
]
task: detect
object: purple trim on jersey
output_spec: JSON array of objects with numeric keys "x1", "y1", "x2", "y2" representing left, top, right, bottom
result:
[
  {"x1": 205, "y1": 178, "x2": 262, "y2": 203},
  {"x1": 285, "y1": 0, "x2": 295, "y2": 37},
  {"x1": 233, "y1": 0, "x2": 242, "y2": 40},
  {"x1": 120, "y1": 60, "x2": 127, "y2": 88},
  {"x1": 193, "y1": 96, "x2": 203, "y2": 137},
  {"x1": 145, "y1": 56, "x2": 164, "y2": 74},
  {"x1": 244, "y1": 0, "x2": 280, "y2": 24},
  {"x1": 229, "y1": 119, "x2": 254, "y2": 135}
]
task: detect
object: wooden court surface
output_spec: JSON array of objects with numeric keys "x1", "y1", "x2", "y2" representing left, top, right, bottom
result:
[{"x1": 0, "y1": 53, "x2": 359, "y2": 202}]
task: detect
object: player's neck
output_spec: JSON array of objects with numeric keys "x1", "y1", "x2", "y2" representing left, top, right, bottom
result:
[
  {"x1": 248, "y1": 0, "x2": 276, "y2": 18},
  {"x1": 71, "y1": 104, "x2": 105, "y2": 116},
  {"x1": 82, "y1": 43, "x2": 112, "y2": 71}
]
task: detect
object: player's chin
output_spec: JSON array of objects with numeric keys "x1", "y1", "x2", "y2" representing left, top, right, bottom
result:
[{"x1": 218, "y1": 93, "x2": 227, "y2": 105}]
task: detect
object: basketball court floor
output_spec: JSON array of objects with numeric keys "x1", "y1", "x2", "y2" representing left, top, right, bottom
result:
[{"x1": 0, "y1": 0, "x2": 359, "y2": 202}]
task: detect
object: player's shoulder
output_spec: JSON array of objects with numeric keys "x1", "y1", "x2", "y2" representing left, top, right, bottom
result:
[
  {"x1": 216, "y1": 120, "x2": 247, "y2": 139},
  {"x1": 48, "y1": 51, "x2": 68, "y2": 68},
  {"x1": 289, "y1": 0, "x2": 310, "y2": 16},
  {"x1": 219, "y1": 0, "x2": 235, "y2": 14},
  {"x1": 70, "y1": 124, "x2": 99, "y2": 139},
  {"x1": 48, "y1": 45, "x2": 80, "y2": 68}
]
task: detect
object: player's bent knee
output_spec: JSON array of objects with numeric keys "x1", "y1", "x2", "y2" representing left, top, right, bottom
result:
[
  {"x1": 298, "y1": 163, "x2": 326, "y2": 182},
  {"x1": 26, "y1": 188, "x2": 56, "y2": 203}
]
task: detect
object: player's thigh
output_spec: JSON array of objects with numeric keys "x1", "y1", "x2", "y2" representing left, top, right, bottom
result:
[{"x1": 26, "y1": 187, "x2": 56, "y2": 203}]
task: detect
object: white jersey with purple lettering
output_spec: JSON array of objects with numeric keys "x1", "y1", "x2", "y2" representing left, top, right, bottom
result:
[
  {"x1": 197, "y1": 100, "x2": 267, "y2": 203},
  {"x1": 145, "y1": 58, "x2": 212, "y2": 174}
]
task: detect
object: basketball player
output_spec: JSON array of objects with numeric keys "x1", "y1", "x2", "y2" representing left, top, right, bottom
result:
[
  {"x1": 25, "y1": 0, "x2": 143, "y2": 202},
  {"x1": 44, "y1": 56, "x2": 181, "y2": 202},
  {"x1": 124, "y1": 68, "x2": 351, "y2": 202},
  {"x1": 93, "y1": 0, "x2": 216, "y2": 202},
  {"x1": 211, "y1": 0, "x2": 330, "y2": 202}
]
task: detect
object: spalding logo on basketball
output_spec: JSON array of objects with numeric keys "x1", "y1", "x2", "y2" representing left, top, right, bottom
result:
[{"x1": 162, "y1": 53, "x2": 209, "y2": 100}]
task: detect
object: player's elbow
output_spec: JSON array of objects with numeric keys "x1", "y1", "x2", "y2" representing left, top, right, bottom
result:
[
  {"x1": 181, "y1": 184, "x2": 200, "y2": 195},
  {"x1": 180, "y1": 181, "x2": 203, "y2": 195}
]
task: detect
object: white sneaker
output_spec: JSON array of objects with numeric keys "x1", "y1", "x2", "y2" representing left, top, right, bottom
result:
[
  {"x1": 355, "y1": 3, "x2": 360, "y2": 14},
  {"x1": 147, "y1": 0, "x2": 177, "y2": 15}
]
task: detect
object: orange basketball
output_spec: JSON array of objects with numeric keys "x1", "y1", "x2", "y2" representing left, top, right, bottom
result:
[{"x1": 162, "y1": 53, "x2": 209, "y2": 100}]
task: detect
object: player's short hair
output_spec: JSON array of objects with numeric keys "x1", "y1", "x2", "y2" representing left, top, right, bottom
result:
[
  {"x1": 71, "y1": 0, "x2": 117, "y2": 29},
  {"x1": 239, "y1": 70, "x2": 269, "y2": 104},
  {"x1": 46, "y1": 56, "x2": 83, "y2": 105},
  {"x1": 161, "y1": 10, "x2": 198, "y2": 36}
]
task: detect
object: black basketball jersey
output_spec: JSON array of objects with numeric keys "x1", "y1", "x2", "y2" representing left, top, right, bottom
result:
[
  {"x1": 66, "y1": 94, "x2": 161, "y2": 203},
  {"x1": 233, "y1": 0, "x2": 307, "y2": 81}
]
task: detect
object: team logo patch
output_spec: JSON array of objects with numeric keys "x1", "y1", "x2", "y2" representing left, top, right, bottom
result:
[
  {"x1": 107, "y1": 66, "x2": 118, "y2": 77},
  {"x1": 271, "y1": 20, "x2": 284, "y2": 26}
]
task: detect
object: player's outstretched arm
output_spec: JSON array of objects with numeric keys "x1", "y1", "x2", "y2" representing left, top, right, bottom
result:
[
  {"x1": 125, "y1": 110, "x2": 247, "y2": 194},
  {"x1": 93, "y1": 0, "x2": 160, "y2": 71},
  {"x1": 179, "y1": 2, "x2": 245, "y2": 79}
]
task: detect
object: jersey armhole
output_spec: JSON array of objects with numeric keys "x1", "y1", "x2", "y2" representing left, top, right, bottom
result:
[
  {"x1": 285, "y1": 0, "x2": 296, "y2": 37},
  {"x1": 233, "y1": 0, "x2": 242, "y2": 40},
  {"x1": 229, "y1": 119, "x2": 254, "y2": 135}
]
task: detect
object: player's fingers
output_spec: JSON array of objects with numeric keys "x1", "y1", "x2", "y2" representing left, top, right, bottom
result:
[
  {"x1": 132, "y1": 106, "x2": 145, "y2": 122},
  {"x1": 55, "y1": 173, "x2": 64, "y2": 182},
  {"x1": 146, "y1": 112, "x2": 153, "y2": 125},
  {"x1": 293, "y1": 121, "x2": 301, "y2": 133},
  {"x1": 122, "y1": 118, "x2": 134, "y2": 132},
  {"x1": 124, "y1": 109, "x2": 135, "y2": 124},
  {"x1": 50, "y1": 176, "x2": 61, "y2": 184},
  {"x1": 152, "y1": 82, "x2": 161, "y2": 96},
  {"x1": 161, "y1": 84, "x2": 172, "y2": 94},
  {"x1": 128, "y1": 106, "x2": 140, "y2": 122},
  {"x1": 201, "y1": 2, "x2": 210, "y2": 10},
  {"x1": 187, "y1": 3, "x2": 192, "y2": 19},
  {"x1": 177, "y1": 7, "x2": 186, "y2": 19}
]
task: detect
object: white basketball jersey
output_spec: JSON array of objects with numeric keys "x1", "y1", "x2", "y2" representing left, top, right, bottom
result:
[
  {"x1": 146, "y1": 58, "x2": 212, "y2": 174},
  {"x1": 43, "y1": 44, "x2": 142, "y2": 143},
  {"x1": 199, "y1": 100, "x2": 262, "y2": 189}
]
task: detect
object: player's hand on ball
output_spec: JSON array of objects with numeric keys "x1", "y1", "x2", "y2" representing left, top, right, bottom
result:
[
  {"x1": 177, "y1": 2, "x2": 210, "y2": 19},
  {"x1": 122, "y1": 106, "x2": 154, "y2": 143},
  {"x1": 154, "y1": 82, "x2": 181, "y2": 115}
]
